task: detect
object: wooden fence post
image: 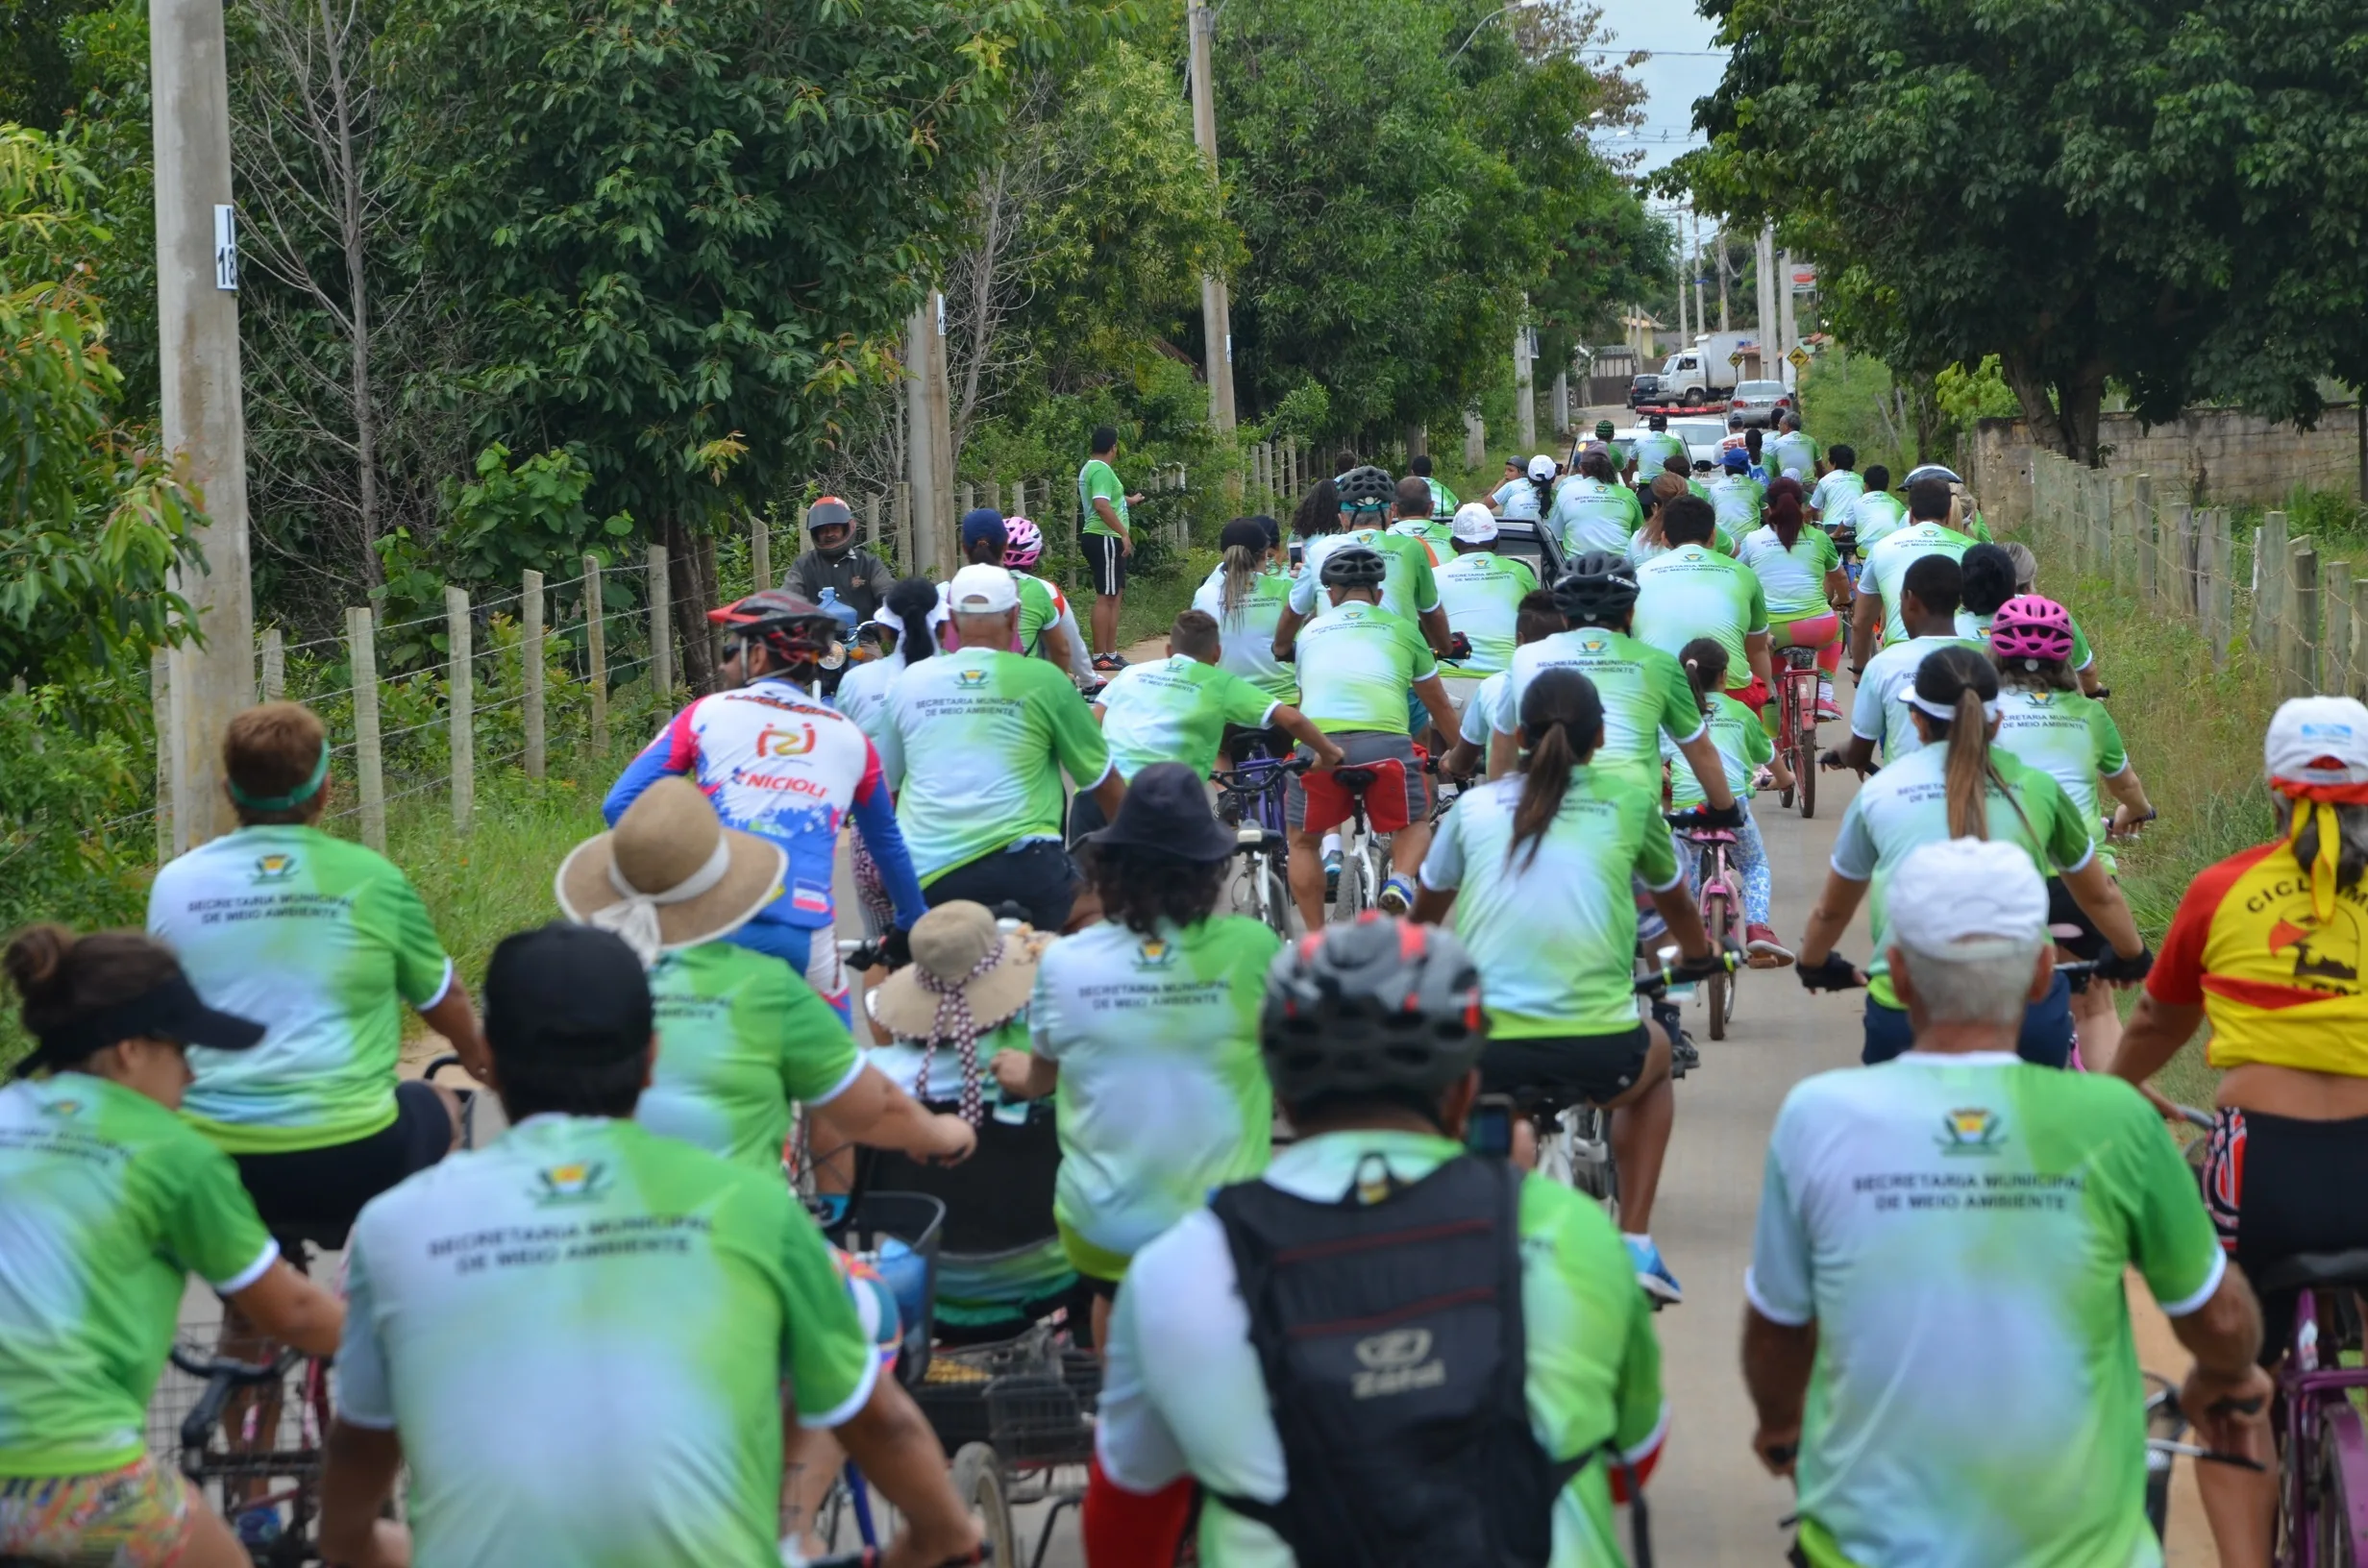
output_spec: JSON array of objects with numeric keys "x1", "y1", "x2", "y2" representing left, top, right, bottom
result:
[
  {"x1": 865, "y1": 493, "x2": 883, "y2": 555},
  {"x1": 2325, "y1": 561, "x2": 2353, "y2": 698},
  {"x1": 151, "y1": 649, "x2": 174, "y2": 861},
  {"x1": 2283, "y1": 539, "x2": 2318, "y2": 698},
  {"x1": 2352, "y1": 576, "x2": 2368, "y2": 700},
  {"x1": 2132, "y1": 476, "x2": 2157, "y2": 604},
  {"x1": 2255, "y1": 512, "x2": 2289, "y2": 656},
  {"x1": 647, "y1": 542, "x2": 672, "y2": 700},
  {"x1": 523, "y1": 568, "x2": 546, "y2": 779},
  {"x1": 347, "y1": 606, "x2": 385, "y2": 851},
  {"x1": 2205, "y1": 510, "x2": 2234, "y2": 668},
  {"x1": 447, "y1": 585, "x2": 474, "y2": 835},
  {"x1": 259, "y1": 626, "x2": 284, "y2": 701},
  {"x1": 583, "y1": 553, "x2": 608, "y2": 758},
  {"x1": 894, "y1": 483, "x2": 913, "y2": 573},
  {"x1": 750, "y1": 510, "x2": 771, "y2": 593},
  {"x1": 2172, "y1": 502, "x2": 2198, "y2": 617}
]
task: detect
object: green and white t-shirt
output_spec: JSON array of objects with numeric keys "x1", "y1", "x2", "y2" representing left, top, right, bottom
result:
[
  {"x1": 1095, "y1": 655, "x2": 1281, "y2": 780},
  {"x1": 1434, "y1": 551, "x2": 1540, "y2": 677},
  {"x1": 0, "y1": 1074, "x2": 277, "y2": 1477},
  {"x1": 1422, "y1": 478, "x2": 1462, "y2": 516},
  {"x1": 1079, "y1": 457, "x2": 1128, "y2": 539},
  {"x1": 1765, "y1": 429, "x2": 1820, "y2": 479},
  {"x1": 1029, "y1": 917, "x2": 1279, "y2": 1279},
  {"x1": 1629, "y1": 430, "x2": 1690, "y2": 475},
  {"x1": 1193, "y1": 564, "x2": 1299, "y2": 705},
  {"x1": 1293, "y1": 600, "x2": 1438, "y2": 736},
  {"x1": 1098, "y1": 1130, "x2": 1667, "y2": 1568},
  {"x1": 878, "y1": 648, "x2": 1114, "y2": 883},
  {"x1": 1848, "y1": 634, "x2": 1986, "y2": 765},
  {"x1": 148, "y1": 824, "x2": 456, "y2": 1153},
  {"x1": 1290, "y1": 529, "x2": 1442, "y2": 625},
  {"x1": 1857, "y1": 523, "x2": 1977, "y2": 647},
  {"x1": 1547, "y1": 478, "x2": 1644, "y2": 559},
  {"x1": 1421, "y1": 772, "x2": 1680, "y2": 1037},
  {"x1": 1829, "y1": 742, "x2": 2097, "y2": 1008},
  {"x1": 1751, "y1": 1058, "x2": 2223, "y2": 1568},
  {"x1": 1958, "y1": 608, "x2": 2098, "y2": 674},
  {"x1": 1994, "y1": 688, "x2": 2131, "y2": 870},
  {"x1": 1389, "y1": 517, "x2": 1457, "y2": 555},
  {"x1": 640, "y1": 942, "x2": 864, "y2": 1174},
  {"x1": 1015, "y1": 572, "x2": 1063, "y2": 653},
  {"x1": 336, "y1": 1115, "x2": 876, "y2": 1568},
  {"x1": 1838, "y1": 490, "x2": 1910, "y2": 548},
  {"x1": 1808, "y1": 469, "x2": 1864, "y2": 517},
  {"x1": 1738, "y1": 523, "x2": 1842, "y2": 621},
  {"x1": 1488, "y1": 628, "x2": 1705, "y2": 790},
  {"x1": 1707, "y1": 475, "x2": 1765, "y2": 550},
  {"x1": 1662, "y1": 692, "x2": 1774, "y2": 808},
  {"x1": 1631, "y1": 544, "x2": 1771, "y2": 691}
]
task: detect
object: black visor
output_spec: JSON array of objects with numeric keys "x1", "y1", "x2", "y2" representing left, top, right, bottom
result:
[{"x1": 19, "y1": 976, "x2": 265, "y2": 1077}]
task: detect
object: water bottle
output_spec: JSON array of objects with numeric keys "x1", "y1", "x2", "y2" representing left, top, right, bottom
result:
[{"x1": 817, "y1": 585, "x2": 859, "y2": 639}]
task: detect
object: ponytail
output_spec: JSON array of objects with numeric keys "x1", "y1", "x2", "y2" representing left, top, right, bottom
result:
[
  {"x1": 1530, "y1": 473, "x2": 1555, "y2": 514},
  {"x1": 1679, "y1": 636, "x2": 1727, "y2": 717},
  {"x1": 883, "y1": 576, "x2": 940, "y2": 664},
  {"x1": 1508, "y1": 669, "x2": 1603, "y2": 870},
  {"x1": 1221, "y1": 544, "x2": 1260, "y2": 621},
  {"x1": 1912, "y1": 645, "x2": 2036, "y2": 843},
  {"x1": 1765, "y1": 476, "x2": 1806, "y2": 551}
]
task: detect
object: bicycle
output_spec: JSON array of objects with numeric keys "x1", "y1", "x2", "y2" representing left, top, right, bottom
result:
[
  {"x1": 1666, "y1": 815, "x2": 1745, "y2": 1041},
  {"x1": 1212, "y1": 739, "x2": 1297, "y2": 939},
  {"x1": 1774, "y1": 646, "x2": 1821, "y2": 820}
]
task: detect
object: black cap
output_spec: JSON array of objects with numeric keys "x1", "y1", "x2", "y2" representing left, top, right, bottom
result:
[
  {"x1": 1220, "y1": 518, "x2": 1268, "y2": 553},
  {"x1": 17, "y1": 975, "x2": 265, "y2": 1078},
  {"x1": 483, "y1": 923, "x2": 653, "y2": 1068},
  {"x1": 1087, "y1": 762, "x2": 1238, "y2": 861}
]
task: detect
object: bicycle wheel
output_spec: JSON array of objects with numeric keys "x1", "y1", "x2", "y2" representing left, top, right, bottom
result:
[
  {"x1": 2316, "y1": 1402, "x2": 2368, "y2": 1567},
  {"x1": 1777, "y1": 682, "x2": 1798, "y2": 810},
  {"x1": 1795, "y1": 677, "x2": 1820, "y2": 820},
  {"x1": 949, "y1": 1443, "x2": 1019, "y2": 1568},
  {"x1": 1264, "y1": 859, "x2": 1296, "y2": 939},
  {"x1": 1331, "y1": 832, "x2": 1362, "y2": 921},
  {"x1": 1704, "y1": 888, "x2": 1731, "y2": 1041},
  {"x1": 1363, "y1": 839, "x2": 1392, "y2": 915}
]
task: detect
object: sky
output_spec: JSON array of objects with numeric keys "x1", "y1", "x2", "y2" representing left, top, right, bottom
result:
[{"x1": 1583, "y1": 0, "x2": 1728, "y2": 179}]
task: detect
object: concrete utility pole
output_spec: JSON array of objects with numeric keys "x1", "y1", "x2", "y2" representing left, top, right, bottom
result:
[
  {"x1": 905, "y1": 291, "x2": 954, "y2": 575},
  {"x1": 1550, "y1": 368, "x2": 1567, "y2": 436},
  {"x1": 1674, "y1": 221, "x2": 1689, "y2": 346},
  {"x1": 1778, "y1": 249, "x2": 1801, "y2": 388},
  {"x1": 153, "y1": 0, "x2": 255, "y2": 852},
  {"x1": 1186, "y1": 0, "x2": 1237, "y2": 433},
  {"x1": 1690, "y1": 212, "x2": 1708, "y2": 344},
  {"x1": 1464, "y1": 410, "x2": 1487, "y2": 469},
  {"x1": 1756, "y1": 223, "x2": 1778, "y2": 374},
  {"x1": 1717, "y1": 224, "x2": 1731, "y2": 332},
  {"x1": 1514, "y1": 299, "x2": 1536, "y2": 451}
]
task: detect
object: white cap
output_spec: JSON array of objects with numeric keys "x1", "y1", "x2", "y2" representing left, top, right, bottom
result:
[
  {"x1": 1451, "y1": 503, "x2": 1498, "y2": 544},
  {"x1": 2266, "y1": 696, "x2": 2368, "y2": 787},
  {"x1": 1527, "y1": 454, "x2": 1557, "y2": 481},
  {"x1": 946, "y1": 564, "x2": 1020, "y2": 616},
  {"x1": 1887, "y1": 838, "x2": 2049, "y2": 956}
]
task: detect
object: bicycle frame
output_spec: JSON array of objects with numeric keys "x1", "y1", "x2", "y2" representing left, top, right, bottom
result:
[
  {"x1": 1674, "y1": 826, "x2": 1743, "y2": 1039},
  {"x1": 2279, "y1": 1284, "x2": 2368, "y2": 1565}
]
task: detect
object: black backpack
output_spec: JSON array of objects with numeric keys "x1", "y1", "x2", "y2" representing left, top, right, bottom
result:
[{"x1": 1207, "y1": 1152, "x2": 1620, "y2": 1568}]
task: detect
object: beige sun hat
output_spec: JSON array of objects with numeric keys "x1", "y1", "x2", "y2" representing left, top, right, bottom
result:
[
  {"x1": 868, "y1": 900, "x2": 1041, "y2": 1041},
  {"x1": 554, "y1": 776, "x2": 785, "y2": 966}
]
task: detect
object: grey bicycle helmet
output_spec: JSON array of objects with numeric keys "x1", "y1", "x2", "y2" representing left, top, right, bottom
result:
[
  {"x1": 1551, "y1": 551, "x2": 1640, "y2": 625},
  {"x1": 1903, "y1": 463, "x2": 1962, "y2": 488},
  {"x1": 1319, "y1": 544, "x2": 1390, "y2": 590},
  {"x1": 1261, "y1": 917, "x2": 1486, "y2": 1108},
  {"x1": 1335, "y1": 464, "x2": 1396, "y2": 513}
]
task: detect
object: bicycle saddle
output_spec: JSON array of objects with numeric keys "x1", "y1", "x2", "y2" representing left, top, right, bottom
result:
[
  {"x1": 1333, "y1": 767, "x2": 1380, "y2": 790},
  {"x1": 1678, "y1": 828, "x2": 1739, "y2": 844},
  {"x1": 2257, "y1": 1249, "x2": 2368, "y2": 1293}
]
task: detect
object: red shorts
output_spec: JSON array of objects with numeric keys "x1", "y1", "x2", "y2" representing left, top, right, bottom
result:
[{"x1": 1730, "y1": 675, "x2": 1771, "y2": 712}]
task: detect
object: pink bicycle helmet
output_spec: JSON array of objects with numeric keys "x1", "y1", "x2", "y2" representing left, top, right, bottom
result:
[
  {"x1": 1002, "y1": 516, "x2": 1045, "y2": 569},
  {"x1": 1989, "y1": 594, "x2": 2077, "y2": 666}
]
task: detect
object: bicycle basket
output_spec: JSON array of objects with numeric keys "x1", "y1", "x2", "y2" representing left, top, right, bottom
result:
[{"x1": 826, "y1": 1190, "x2": 947, "y2": 1386}]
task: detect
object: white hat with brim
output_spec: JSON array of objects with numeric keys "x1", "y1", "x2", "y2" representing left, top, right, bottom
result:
[
  {"x1": 2266, "y1": 696, "x2": 2368, "y2": 788},
  {"x1": 1887, "y1": 837, "x2": 2048, "y2": 959},
  {"x1": 555, "y1": 776, "x2": 786, "y2": 967},
  {"x1": 1451, "y1": 503, "x2": 1498, "y2": 544},
  {"x1": 947, "y1": 564, "x2": 1021, "y2": 616},
  {"x1": 868, "y1": 900, "x2": 1042, "y2": 1041},
  {"x1": 1527, "y1": 454, "x2": 1557, "y2": 481}
]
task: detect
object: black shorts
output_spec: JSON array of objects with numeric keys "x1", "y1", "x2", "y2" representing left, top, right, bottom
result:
[
  {"x1": 1081, "y1": 532, "x2": 1127, "y2": 596},
  {"x1": 232, "y1": 1079, "x2": 453, "y2": 1247},
  {"x1": 1220, "y1": 723, "x2": 1295, "y2": 764},
  {"x1": 1480, "y1": 1027, "x2": 1651, "y2": 1108},
  {"x1": 924, "y1": 839, "x2": 1082, "y2": 932},
  {"x1": 2201, "y1": 1108, "x2": 2368, "y2": 1364},
  {"x1": 2045, "y1": 876, "x2": 2109, "y2": 983}
]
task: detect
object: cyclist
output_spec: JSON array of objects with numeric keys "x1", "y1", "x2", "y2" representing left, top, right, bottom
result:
[
  {"x1": 147, "y1": 702, "x2": 482, "y2": 1237},
  {"x1": 831, "y1": 576, "x2": 944, "y2": 752},
  {"x1": 782, "y1": 495, "x2": 894, "y2": 624},
  {"x1": 1707, "y1": 446, "x2": 1766, "y2": 551},
  {"x1": 1832, "y1": 463, "x2": 1906, "y2": 550},
  {"x1": 318, "y1": 922, "x2": 982, "y2": 1568},
  {"x1": 1630, "y1": 411, "x2": 1688, "y2": 476},
  {"x1": 1195, "y1": 517, "x2": 1300, "y2": 761},
  {"x1": 1084, "y1": 918, "x2": 1668, "y2": 1567},
  {"x1": 1433, "y1": 503, "x2": 1542, "y2": 708},
  {"x1": 1407, "y1": 453, "x2": 1460, "y2": 526},
  {"x1": 1, "y1": 925, "x2": 344, "y2": 1568},
  {"x1": 1764, "y1": 411, "x2": 1819, "y2": 481},
  {"x1": 1441, "y1": 589, "x2": 1566, "y2": 779},
  {"x1": 1630, "y1": 496, "x2": 1784, "y2": 786},
  {"x1": 1499, "y1": 453, "x2": 1556, "y2": 522},
  {"x1": 1743, "y1": 425, "x2": 1770, "y2": 481},
  {"x1": 1080, "y1": 424, "x2": 1142, "y2": 673},
  {"x1": 1836, "y1": 554, "x2": 1980, "y2": 774},
  {"x1": 1849, "y1": 475, "x2": 1977, "y2": 666},
  {"x1": 1418, "y1": 666, "x2": 1729, "y2": 1301},
  {"x1": 876, "y1": 564, "x2": 1124, "y2": 932},
  {"x1": 1748, "y1": 836, "x2": 2269, "y2": 1568},
  {"x1": 607, "y1": 589, "x2": 928, "y2": 1021},
  {"x1": 993, "y1": 767, "x2": 1280, "y2": 1348},
  {"x1": 1592, "y1": 417, "x2": 1635, "y2": 478},
  {"x1": 1376, "y1": 472, "x2": 1452, "y2": 559},
  {"x1": 1904, "y1": 462, "x2": 1995, "y2": 541},
  {"x1": 1986, "y1": 595, "x2": 2157, "y2": 1072},
  {"x1": 1080, "y1": 609, "x2": 1341, "y2": 837},
  {"x1": 1794, "y1": 646, "x2": 2152, "y2": 1066},
  {"x1": 1622, "y1": 473, "x2": 1691, "y2": 569},
  {"x1": 1663, "y1": 638, "x2": 1790, "y2": 968},
  {"x1": 1278, "y1": 545, "x2": 1462, "y2": 923},
  {"x1": 1481, "y1": 552, "x2": 1742, "y2": 822},
  {"x1": 1804, "y1": 442, "x2": 1862, "y2": 524},
  {"x1": 999, "y1": 513, "x2": 1091, "y2": 682},
  {"x1": 1273, "y1": 475, "x2": 1449, "y2": 653},
  {"x1": 1738, "y1": 475, "x2": 1848, "y2": 724},
  {"x1": 1547, "y1": 447, "x2": 1645, "y2": 559},
  {"x1": 557, "y1": 777, "x2": 974, "y2": 1172},
  {"x1": 1959, "y1": 542, "x2": 2106, "y2": 697},
  {"x1": 2111, "y1": 696, "x2": 2368, "y2": 1568},
  {"x1": 1658, "y1": 451, "x2": 1714, "y2": 505}
]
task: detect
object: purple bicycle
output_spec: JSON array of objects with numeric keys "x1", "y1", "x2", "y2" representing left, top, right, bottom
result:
[
  {"x1": 1213, "y1": 739, "x2": 1298, "y2": 940},
  {"x1": 2259, "y1": 1249, "x2": 2368, "y2": 1564}
]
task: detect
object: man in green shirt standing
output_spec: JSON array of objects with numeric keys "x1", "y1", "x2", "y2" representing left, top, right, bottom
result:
[
  {"x1": 1409, "y1": 453, "x2": 1459, "y2": 522},
  {"x1": 1079, "y1": 424, "x2": 1143, "y2": 673}
]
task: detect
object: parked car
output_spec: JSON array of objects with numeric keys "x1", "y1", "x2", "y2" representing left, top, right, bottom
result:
[
  {"x1": 1628, "y1": 373, "x2": 1664, "y2": 409},
  {"x1": 1616, "y1": 417, "x2": 1731, "y2": 473},
  {"x1": 1729, "y1": 380, "x2": 1793, "y2": 429}
]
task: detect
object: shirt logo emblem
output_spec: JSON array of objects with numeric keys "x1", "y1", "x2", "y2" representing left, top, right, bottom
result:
[
  {"x1": 1351, "y1": 1328, "x2": 1445, "y2": 1398},
  {"x1": 1134, "y1": 937, "x2": 1175, "y2": 970},
  {"x1": 251, "y1": 852, "x2": 298, "y2": 883},
  {"x1": 1937, "y1": 1107, "x2": 2007, "y2": 1155},
  {"x1": 1579, "y1": 634, "x2": 1608, "y2": 654},
  {"x1": 753, "y1": 723, "x2": 817, "y2": 758},
  {"x1": 955, "y1": 667, "x2": 990, "y2": 690},
  {"x1": 533, "y1": 1161, "x2": 612, "y2": 1204},
  {"x1": 40, "y1": 1098, "x2": 82, "y2": 1118},
  {"x1": 2268, "y1": 916, "x2": 2360, "y2": 984}
]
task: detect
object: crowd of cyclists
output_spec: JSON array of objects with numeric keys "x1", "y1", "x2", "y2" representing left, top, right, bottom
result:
[{"x1": 1, "y1": 406, "x2": 2360, "y2": 1568}]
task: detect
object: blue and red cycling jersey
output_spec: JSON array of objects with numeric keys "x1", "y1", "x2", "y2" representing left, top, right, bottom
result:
[{"x1": 604, "y1": 679, "x2": 928, "y2": 960}]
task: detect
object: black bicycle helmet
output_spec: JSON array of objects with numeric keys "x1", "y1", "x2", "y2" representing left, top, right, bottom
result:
[
  {"x1": 706, "y1": 588, "x2": 840, "y2": 666},
  {"x1": 1260, "y1": 917, "x2": 1486, "y2": 1108},
  {"x1": 1551, "y1": 551, "x2": 1640, "y2": 625},
  {"x1": 1335, "y1": 464, "x2": 1396, "y2": 513},
  {"x1": 1319, "y1": 544, "x2": 1390, "y2": 590}
]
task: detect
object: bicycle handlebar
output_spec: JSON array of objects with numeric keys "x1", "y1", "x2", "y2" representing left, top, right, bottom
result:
[
  {"x1": 1634, "y1": 954, "x2": 1741, "y2": 994},
  {"x1": 168, "y1": 1345, "x2": 303, "y2": 1384}
]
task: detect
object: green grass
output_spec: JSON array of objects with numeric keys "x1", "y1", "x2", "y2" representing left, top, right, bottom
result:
[{"x1": 1797, "y1": 354, "x2": 1916, "y2": 479}]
